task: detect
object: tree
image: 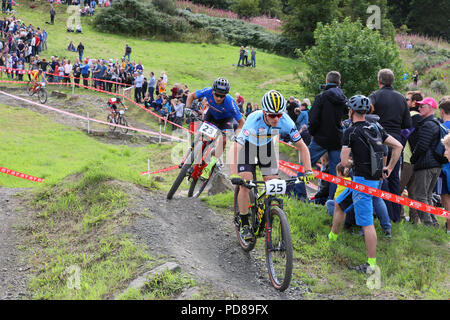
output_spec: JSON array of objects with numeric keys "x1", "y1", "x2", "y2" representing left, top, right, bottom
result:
[
  {"x1": 282, "y1": 0, "x2": 339, "y2": 49},
  {"x1": 232, "y1": 0, "x2": 261, "y2": 18},
  {"x1": 299, "y1": 18, "x2": 406, "y2": 98},
  {"x1": 258, "y1": 0, "x2": 283, "y2": 18},
  {"x1": 406, "y1": 0, "x2": 450, "y2": 39}
]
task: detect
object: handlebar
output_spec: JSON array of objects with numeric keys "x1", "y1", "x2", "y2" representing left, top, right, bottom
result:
[{"x1": 239, "y1": 177, "x2": 303, "y2": 190}]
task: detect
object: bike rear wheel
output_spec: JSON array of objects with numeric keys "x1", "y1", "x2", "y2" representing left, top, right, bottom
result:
[
  {"x1": 107, "y1": 115, "x2": 116, "y2": 132},
  {"x1": 38, "y1": 88, "x2": 47, "y2": 104},
  {"x1": 266, "y1": 206, "x2": 293, "y2": 291},
  {"x1": 233, "y1": 186, "x2": 257, "y2": 252},
  {"x1": 119, "y1": 116, "x2": 128, "y2": 134}
]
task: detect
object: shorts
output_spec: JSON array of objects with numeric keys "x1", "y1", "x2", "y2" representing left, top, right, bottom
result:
[
  {"x1": 203, "y1": 109, "x2": 234, "y2": 133},
  {"x1": 335, "y1": 188, "x2": 354, "y2": 214},
  {"x1": 237, "y1": 140, "x2": 278, "y2": 177},
  {"x1": 435, "y1": 163, "x2": 450, "y2": 195},
  {"x1": 351, "y1": 176, "x2": 380, "y2": 227}
]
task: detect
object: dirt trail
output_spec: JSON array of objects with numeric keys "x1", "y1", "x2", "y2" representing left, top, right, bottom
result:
[{"x1": 0, "y1": 87, "x2": 312, "y2": 299}]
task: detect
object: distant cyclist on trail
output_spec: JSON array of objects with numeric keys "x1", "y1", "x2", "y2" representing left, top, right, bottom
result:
[
  {"x1": 30, "y1": 69, "x2": 48, "y2": 93},
  {"x1": 228, "y1": 90, "x2": 315, "y2": 240},
  {"x1": 185, "y1": 77, "x2": 245, "y2": 179},
  {"x1": 107, "y1": 96, "x2": 127, "y2": 124}
]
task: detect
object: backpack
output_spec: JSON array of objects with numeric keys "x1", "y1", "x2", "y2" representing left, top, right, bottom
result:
[
  {"x1": 359, "y1": 122, "x2": 385, "y2": 179},
  {"x1": 432, "y1": 119, "x2": 449, "y2": 164}
]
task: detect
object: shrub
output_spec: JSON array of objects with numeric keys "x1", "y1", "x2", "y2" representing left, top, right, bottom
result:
[
  {"x1": 299, "y1": 18, "x2": 406, "y2": 97},
  {"x1": 430, "y1": 80, "x2": 448, "y2": 94}
]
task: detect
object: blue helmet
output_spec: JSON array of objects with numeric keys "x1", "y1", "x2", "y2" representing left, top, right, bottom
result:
[{"x1": 347, "y1": 95, "x2": 370, "y2": 112}]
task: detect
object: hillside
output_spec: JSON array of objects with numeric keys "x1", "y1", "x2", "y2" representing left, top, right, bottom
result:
[{"x1": 0, "y1": 1, "x2": 449, "y2": 302}]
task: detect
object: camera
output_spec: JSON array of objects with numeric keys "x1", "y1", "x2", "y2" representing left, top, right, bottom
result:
[{"x1": 319, "y1": 84, "x2": 326, "y2": 90}]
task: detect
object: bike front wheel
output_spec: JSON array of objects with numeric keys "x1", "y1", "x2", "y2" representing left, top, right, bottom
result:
[
  {"x1": 266, "y1": 206, "x2": 293, "y2": 291},
  {"x1": 38, "y1": 88, "x2": 47, "y2": 104}
]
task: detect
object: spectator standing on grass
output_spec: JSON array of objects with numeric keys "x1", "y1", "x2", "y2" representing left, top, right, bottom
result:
[
  {"x1": 399, "y1": 90, "x2": 423, "y2": 223},
  {"x1": 286, "y1": 96, "x2": 300, "y2": 123},
  {"x1": 148, "y1": 71, "x2": 155, "y2": 102},
  {"x1": 438, "y1": 96, "x2": 450, "y2": 234},
  {"x1": 237, "y1": 46, "x2": 244, "y2": 67},
  {"x1": 2, "y1": 0, "x2": 6, "y2": 14},
  {"x1": 77, "y1": 42, "x2": 84, "y2": 61},
  {"x1": 50, "y1": 5, "x2": 56, "y2": 25},
  {"x1": 251, "y1": 47, "x2": 256, "y2": 68},
  {"x1": 63, "y1": 59, "x2": 72, "y2": 85},
  {"x1": 369, "y1": 69, "x2": 411, "y2": 223},
  {"x1": 73, "y1": 58, "x2": 81, "y2": 87},
  {"x1": 409, "y1": 97, "x2": 442, "y2": 228},
  {"x1": 298, "y1": 71, "x2": 347, "y2": 201},
  {"x1": 329, "y1": 95, "x2": 402, "y2": 273},
  {"x1": 413, "y1": 70, "x2": 419, "y2": 86},
  {"x1": 124, "y1": 44, "x2": 131, "y2": 62},
  {"x1": 134, "y1": 71, "x2": 144, "y2": 103}
]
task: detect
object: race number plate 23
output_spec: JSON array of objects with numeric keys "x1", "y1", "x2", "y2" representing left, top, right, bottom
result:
[
  {"x1": 265, "y1": 179, "x2": 286, "y2": 195},
  {"x1": 199, "y1": 122, "x2": 218, "y2": 138}
]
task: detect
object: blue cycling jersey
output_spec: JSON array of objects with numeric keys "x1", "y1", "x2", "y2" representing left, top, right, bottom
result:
[
  {"x1": 195, "y1": 87, "x2": 242, "y2": 121},
  {"x1": 236, "y1": 110, "x2": 302, "y2": 146}
]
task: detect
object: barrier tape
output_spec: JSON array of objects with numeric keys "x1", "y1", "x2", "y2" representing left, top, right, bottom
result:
[
  {"x1": 0, "y1": 90, "x2": 188, "y2": 143},
  {"x1": 278, "y1": 159, "x2": 449, "y2": 218},
  {"x1": 140, "y1": 165, "x2": 179, "y2": 176},
  {"x1": 0, "y1": 77, "x2": 190, "y2": 133},
  {"x1": 0, "y1": 66, "x2": 133, "y2": 87},
  {"x1": 0, "y1": 166, "x2": 44, "y2": 182}
]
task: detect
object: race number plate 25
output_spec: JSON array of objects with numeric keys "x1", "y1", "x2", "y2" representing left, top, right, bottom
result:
[
  {"x1": 265, "y1": 179, "x2": 286, "y2": 195},
  {"x1": 199, "y1": 122, "x2": 218, "y2": 138}
]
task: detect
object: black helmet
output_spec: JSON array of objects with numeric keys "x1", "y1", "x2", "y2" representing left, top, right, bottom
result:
[
  {"x1": 212, "y1": 77, "x2": 230, "y2": 95},
  {"x1": 347, "y1": 95, "x2": 370, "y2": 112}
]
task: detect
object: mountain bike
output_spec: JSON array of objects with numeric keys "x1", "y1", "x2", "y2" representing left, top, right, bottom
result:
[
  {"x1": 167, "y1": 115, "x2": 222, "y2": 200},
  {"x1": 27, "y1": 81, "x2": 48, "y2": 104},
  {"x1": 107, "y1": 108, "x2": 128, "y2": 134},
  {"x1": 233, "y1": 177, "x2": 301, "y2": 291}
]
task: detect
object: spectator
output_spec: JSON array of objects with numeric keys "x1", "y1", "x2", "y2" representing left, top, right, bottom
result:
[
  {"x1": 369, "y1": 68, "x2": 412, "y2": 223},
  {"x1": 304, "y1": 71, "x2": 348, "y2": 200},
  {"x1": 296, "y1": 102, "x2": 309, "y2": 130},
  {"x1": 244, "y1": 102, "x2": 253, "y2": 118},
  {"x1": 413, "y1": 70, "x2": 419, "y2": 86},
  {"x1": 134, "y1": 71, "x2": 144, "y2": 103},
  {"x1": 286, "y1": 96, "x2": 300, "y2": 123},
  {"x1": 181, "y1": 84, "x2": 189, "y2": 104},
  {"x1": 399, "y1": 90, "x2": 424, "y2": 223},
  {"x1": 170, "y1": 98, "x2": 185, "y2": 131},
  {"x1": 148, "y1": 71, "x2": 155, "y2": 102},
  {"x1": 235, "y1": 92, "x2": 244, "y2": 113},
  {"x1": 439, "y1": 97, "x2": 450, "y2": 234},
  {"x1": 244, "y1": 46, "x2": 249, "y2": 65},
  {"x1": 77, "y1": 42, "x2": 84, "y2": 61},
  {"x1": 50, "y1": 5, "x2": 56, "y2": 25},
  {"x1": 2, "y1": 0, "x2": 6, "y2": 14},
  {"x1": 124, "y1": 43, "x2": 131, "y2": 62},
  {"x1": 63, "y1": 59, "x2": 73, "y2": 85},
  {"x1": 67, "y1": 41, "x2": 76, "y2": 52},
  {"x1": 409, "y1": 97, "x2": 441, "y2": 228},
  {"x1": 251, "y1": 47, "x2": 256, "y2": 68},
  {"x1": 73, "y1": 58, "x2": 81, "y2": 87},
  {"x1": 80, "y1": 61, "x2": 91, "y2": 89},
  {"x1": 237, "y1": 46, "x2": 245, "y2": 67}
]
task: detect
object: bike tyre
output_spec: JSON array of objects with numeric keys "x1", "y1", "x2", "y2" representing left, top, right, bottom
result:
[
  {"x1": 27, "y1": 82, "x2": 34, "y2": 96},
  {"x1": 107, "y1": 115, "x2": 116, "y2": 132},
  {"x1": 38, "y1": 88, "x2": 47, "y2": 104},
  {"x1": 266, "y1": 206, "x2": 293, "y2": 292},
  {"x1": 119, "y1": 116, "x2": 128, "y2": 134},
  {"x1": 233, "y1": 186, "x2": 257, "y2": 252},
  {"x1": 188, "y1": 164, "x2": 216, "y2": 198},
  {"x1": 167, "y1": 161, "x2": 192, "y2": 200}
]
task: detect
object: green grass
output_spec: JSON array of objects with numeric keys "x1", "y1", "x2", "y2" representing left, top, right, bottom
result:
[
  {"x1": 204, "y1": 191, "x2": 450, "y2": 299},
  {"x1": 4, "y1": 1, "x2": 307, "y2": 103}
]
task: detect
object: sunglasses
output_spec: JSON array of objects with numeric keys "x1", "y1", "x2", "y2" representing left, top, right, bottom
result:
[
  {"x1": 214, "y1": 92, "x2": 226, "y2": 99},
  {"x1": 267, "y1": 113, "x2": 283, "y2": 119}
]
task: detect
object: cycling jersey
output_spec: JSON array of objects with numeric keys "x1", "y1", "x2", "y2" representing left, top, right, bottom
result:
[
  {"x1": 31, "y1": 70, "x2": 41, "y2": 81},
  {"x1": 108, "y1": 98, "x2": 121, "y2": 110},
  {"x1": 195, "y1": 87, "x2": 242, "y2": 121},
  {"x1": 236, "y1": 110, "x2": 301, "y2": 146}
]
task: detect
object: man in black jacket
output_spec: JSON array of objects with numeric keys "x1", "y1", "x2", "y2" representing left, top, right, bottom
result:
[
  {"x1": 369, "y1": 69, "x2": 411, "y2": 222},
  {"x1": 409, "y1": 97, "x2": 441, "y2": 227},
  {"x1": 307, "y1": 71, "x2": 348, "y2": 199}
]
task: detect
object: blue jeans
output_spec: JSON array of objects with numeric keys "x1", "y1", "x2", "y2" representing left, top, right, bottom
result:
[
  {"x1": 294, "y1": 139, "x2": 341, "y2": 200},
  {"x1": 373, "y1": 181, "x2": 391, "y2": 231},
  {"x1": 381, "y1": 148, "x2": 402, "y2": 222}
]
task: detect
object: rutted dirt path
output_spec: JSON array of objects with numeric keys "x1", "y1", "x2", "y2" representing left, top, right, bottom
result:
[{"x1": 0, "y1": 87, "x2": 311, "y2": 299}]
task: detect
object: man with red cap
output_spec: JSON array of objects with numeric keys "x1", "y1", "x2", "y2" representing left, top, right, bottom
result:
[{"x1": 409, "y1": 97, "x2": 441, "y2": 227}]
